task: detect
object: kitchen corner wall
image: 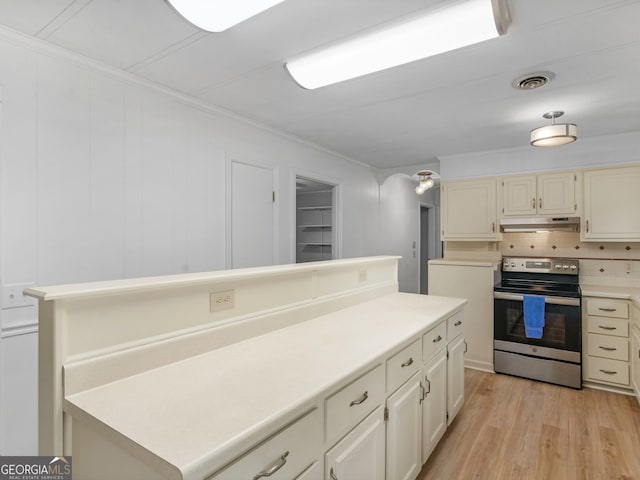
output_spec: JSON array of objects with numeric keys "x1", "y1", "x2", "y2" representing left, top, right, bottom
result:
[{"x1": 0, "y1": 30, "x2": 381, "y2": 454}]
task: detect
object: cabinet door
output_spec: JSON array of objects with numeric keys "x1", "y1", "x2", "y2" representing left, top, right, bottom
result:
[
  {"x1": 583, "y1": 166, "x2": 640, "y2": 241},
  {"x1": 537, "y1": 171, "x2": 576, "y2": 215},
  {"x1": 386, "y1": 373, "x2": 422, "y2": 480},
  {"x1": 441, "y1": 178, "x2": 499, "y2": 240},
  {"x1": 502, "y1": 175, "x2": 536, "y2": 216},
  {"x1": 325, "y1": 407, "x2": 385, "y2": 480},
  {"x1": 422, "y1": 350, "x2": 447, "y2": 464},
  {"x1": 631, "y1": 327, "x2": 640, "y2": 403},
  {"x1": 447, "y1": 336, "x2": 465, "y2": 426}
]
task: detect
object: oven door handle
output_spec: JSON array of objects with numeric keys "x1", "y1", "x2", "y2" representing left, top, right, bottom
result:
[{"x1": 493, "y1": 292, "x2": 580, "y2": 307}]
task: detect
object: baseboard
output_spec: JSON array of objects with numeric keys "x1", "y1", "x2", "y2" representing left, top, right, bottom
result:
[
  {"x1": 582, "y1": 381, "x2": 635, "y2": 396},
  {"x1": 464, "y1": 359, "x2": 494, "y2": 373}
]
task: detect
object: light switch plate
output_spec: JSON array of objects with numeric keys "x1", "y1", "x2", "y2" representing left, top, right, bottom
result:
[{"x1": 2, "y1": 283, "x2": 36, "y2": 309}]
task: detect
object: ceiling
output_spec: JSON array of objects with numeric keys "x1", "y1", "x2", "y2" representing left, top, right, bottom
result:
[{"x1": 0, "y1": 0, "x2": 639, "y2": 169}]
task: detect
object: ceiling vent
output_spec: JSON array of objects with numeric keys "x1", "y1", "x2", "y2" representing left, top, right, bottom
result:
[{"x1": 512, "y1": 71, "x2": 555, "y2": 90}]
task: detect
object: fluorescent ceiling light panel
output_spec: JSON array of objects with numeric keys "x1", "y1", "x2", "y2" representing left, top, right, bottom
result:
[
  {"x1": 166, "y1": 0, "x2": 285, "y2": 32},
  {"x1": 286, "y1": 0, "x2": 510, "y2": 89}
]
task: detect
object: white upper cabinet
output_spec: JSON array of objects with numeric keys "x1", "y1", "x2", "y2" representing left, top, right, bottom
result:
[
  {"x1": 582, "y1": 165, "x2": 640, "y2": 241},
  {"x1": 441, "y1": 178, "x2": 500, "y2": 241},
  {"x1": 501, "y1": 171, "x2": 578, "y2": 217}
]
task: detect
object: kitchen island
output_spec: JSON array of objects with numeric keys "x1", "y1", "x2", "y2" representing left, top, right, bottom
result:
[{"x1": 28, "y1": 256, "x2": 467, "y2": 480}]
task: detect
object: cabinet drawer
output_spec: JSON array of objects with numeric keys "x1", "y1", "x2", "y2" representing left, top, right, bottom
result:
[
  {"x1": 587, "y1": 316, "x2": 629, "y2": 338},
  {"x1": 587, "y1": 357, "x2": 630, "y2": 386},
  {"x1": 325, "y1": 365, "x2": 384, "y2": 444},
  {"x1": 386, "y1": 339, "x2": 421, "y2": 394},
  {"x1": 210, "y1": 409, "x2": 321, "y2": 480},
  {"x1": 586, "y1": 298, "x2": 629, "y2": 319},
  {"x1": 587, "y1": 333, "x2": 629, "y2": 361},
  {"x1": 447, "y1": 310, "x2": 464, "y2": 341},
  {"x1": 423, "y1": 322, "x2": 447, "y2": 362}
]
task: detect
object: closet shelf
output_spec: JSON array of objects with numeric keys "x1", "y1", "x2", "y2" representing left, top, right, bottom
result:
[{"x1": 297, "y1": 206, "x2": 332, "y2": 211}]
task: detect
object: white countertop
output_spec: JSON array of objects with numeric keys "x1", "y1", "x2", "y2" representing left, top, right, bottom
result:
[
  {"x1": 64, "y1": 292, "x2": 466, "y2": 480},
  {"x1": 580, "y1": 284, "x2": 640, "y2": 306}
]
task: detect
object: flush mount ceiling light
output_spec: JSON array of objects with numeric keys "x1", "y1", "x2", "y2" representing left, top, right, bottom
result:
[
  {"x1": 285, "y1": 0, "x2": 510, "y2": 89},
  {"x1": 165, "y1": 0, "x2": 285, "y2": 32},
  {"x1": 415, "y1": 171, "x2": 435, "y2": 195},
  {"x1": 530, "y1": 111, "x2": 578, "y2": 147}
]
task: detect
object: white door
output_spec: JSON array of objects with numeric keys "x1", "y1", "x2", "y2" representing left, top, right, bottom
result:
[
  {"x1": 537, "y1": 171, "x2": 576, "y2": 215},
  {"x1": 447, "y1": 335, "x2": 466, "y2": 425},
  {"x1": 325, "y1": 407, "x2": 385, "y2": 480},
  {"x1": 422, "y1": 350, "x2": 447, "y2": 463},
  {"x1": 231, "y1": 161, "x2": 274, "y2": 268},
  {"x1": 502, "y1": 175, "x2": 537, "y2": 216},
  {"x1": 386, "y1": 373, "x2": 422, "y2": 480}
]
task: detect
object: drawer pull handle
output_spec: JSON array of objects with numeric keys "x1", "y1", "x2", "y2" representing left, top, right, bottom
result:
[
  {"x1": 598, "y1": 326, "x2": 617, "y2": 330},
  {"x1": 433, "y1": 335, "x2": 443, "y2": 343},
  {"x1": 419, "y1": 382, "x2": 426, "y2": 404},
  {"x1": 599, "y1": 369, "x2": 617, "y2": 375},
  {"x1": 330, "y1": 467, "x2": 338, "y2": 480},
  {"x1": 424, "y1": 377, "x2": 431, "y2": 395},
  {"x1": 253, "y1": 451, "x2": 289, "y2": 479},
  {"x1": 598, "y1": 346, "x2": 617, "y2": 351},
  {"x1": 464, "y1": 341, "x2": 468, "y2": 353},
  {"x1": 350, "y1": 391, "x2": 368, "y2": 407},
  {"x1": 401, "y1": 358, "x2": 414, "y2": 367},
  {"x1": 454, "y1": 320, "x2": 462, "y2": 326},
  {"x1": 598, "y1": 307, "x2": 617, "y2": 312}
]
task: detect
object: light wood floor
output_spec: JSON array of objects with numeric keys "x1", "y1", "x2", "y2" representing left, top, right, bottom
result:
[{"x1": 418, "y1": 369, "x2": 640, "y2": 480}]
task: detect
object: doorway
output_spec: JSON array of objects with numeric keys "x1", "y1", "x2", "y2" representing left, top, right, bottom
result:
[
  {"x1": 420, "y1": 206, "x2": 430, "y2": 294},
  {"x1": 295, "y1": 176, "x2": 336, "y2": 263}
]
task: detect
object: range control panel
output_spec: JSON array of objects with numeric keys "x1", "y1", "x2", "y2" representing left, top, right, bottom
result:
[{"x1": 502, "y1": 257, "x2": 579, "y2": 275}]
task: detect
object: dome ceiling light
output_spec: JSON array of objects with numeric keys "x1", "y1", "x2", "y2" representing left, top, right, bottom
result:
[
  {"x1": 415, "y1": 170, "x2": 435, "y2": 195},
  {"x1": 530, "y1": 111, "x2": 578, "y2": 147}
]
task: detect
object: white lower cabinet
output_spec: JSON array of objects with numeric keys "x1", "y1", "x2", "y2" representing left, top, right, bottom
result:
[
  {"x1": 211, "y1": 409, "x2": 321, "y2": 480},
  {"x1": 385, "y1": 372, "x2": 423, "y2": 480},
  {"x1": 295, "y1": 461, "x2": 322, "y2": 480},
  {"x1": 421, "y1": 349, "x2": 447, "y2": 463},
  {"x1": 325, "y1": 407, "x2": 386, "y2": 480},
  {"x1": 447, "y1": 335, "x2": 466, "y2": 425},
  {"x1": 631, "y1": 323, "x2": 640, "y2": 404}
]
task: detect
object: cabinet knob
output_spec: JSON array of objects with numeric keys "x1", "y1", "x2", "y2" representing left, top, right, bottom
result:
[
  {"x1": 539, "y1": 197, "x2": 542, "y2": 209},
  {"x1": 586, "y1": 220, "x2": 589, "y2": 233},
  {"x1": 433, "y1": 335, "x2": 443, "y2": 343},
  {"x1": 532, "y1": 197, "x2": 536, "y2": 209}
]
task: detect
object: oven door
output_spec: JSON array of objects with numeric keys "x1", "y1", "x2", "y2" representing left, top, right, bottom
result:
[{"x1": 494, "y1": 292, "x2": 581, "y2": 352}]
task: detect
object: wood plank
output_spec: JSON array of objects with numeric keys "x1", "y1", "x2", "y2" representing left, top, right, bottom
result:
[{"x1": 419, "y1": 370, "x2": 640, "y2": 480}]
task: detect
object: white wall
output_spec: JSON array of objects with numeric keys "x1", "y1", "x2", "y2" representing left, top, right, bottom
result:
[
  {"x1": 379, "y1": 174, "x2": 440, "y2": 293},
  {"x1": 0, "y1": 32, "x2": 381, "y2": 454},
  {"x1": 439, "y1": 131, "x2": 640, "y2": 180}
]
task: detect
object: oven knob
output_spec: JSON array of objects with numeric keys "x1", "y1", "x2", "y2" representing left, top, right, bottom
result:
[
  {"x1": 510, "y1": 262, "x2": 515, "y2": 267},
  {"x1": 570, "y1": 265, "x2": 577, "y2": 270},
  {"x1": 555, "y1": 265, "x2": 562, "y2": 270},
  {"x1": 562, "y1": 265, "x2": 570, "y2": 270}
]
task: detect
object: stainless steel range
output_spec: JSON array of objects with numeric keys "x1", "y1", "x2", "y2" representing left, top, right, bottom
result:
[{"x1": 494, "y1": 257, "x2": 582, "y2": 389}]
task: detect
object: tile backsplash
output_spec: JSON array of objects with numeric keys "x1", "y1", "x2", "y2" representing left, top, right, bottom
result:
[{"x1": 445, "y1": 232, "x2": 640, "y2": 287}]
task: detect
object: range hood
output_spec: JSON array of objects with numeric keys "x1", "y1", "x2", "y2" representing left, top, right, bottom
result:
[{"x1": 500, "y1": 217, "x2": 580, "y2": 233}]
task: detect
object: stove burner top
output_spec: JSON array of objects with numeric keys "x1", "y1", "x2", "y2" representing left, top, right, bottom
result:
[{"x1": 496, "y1": 257, "x2": 581, "y2": 298}]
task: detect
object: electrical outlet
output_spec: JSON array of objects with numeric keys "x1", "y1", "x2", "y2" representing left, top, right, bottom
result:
[
  {"x1": 2, "y1": 283, "x2": 36, "y2": 309},
  {"x1": 210, "y1": 290, "x2": 235, "y2": 312}
]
